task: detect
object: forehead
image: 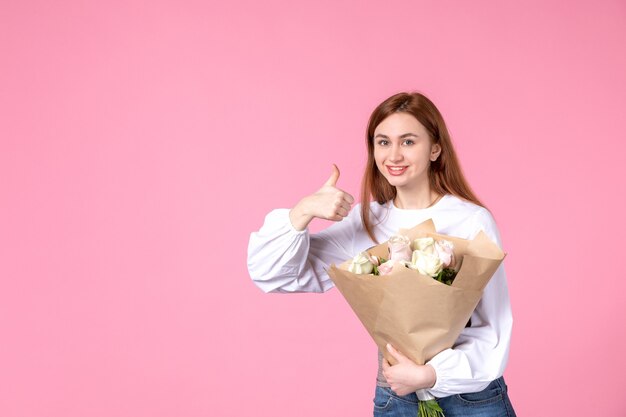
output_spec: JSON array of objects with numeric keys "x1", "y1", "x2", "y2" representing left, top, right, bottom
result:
[{"x1": 374, "y1": 112, "x2": 428, "y2": 135}]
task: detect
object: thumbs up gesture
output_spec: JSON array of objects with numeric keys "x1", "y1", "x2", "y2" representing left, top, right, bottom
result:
[
  {"x1": 324, "y1": 163, "x2": 341, "y2": 188},
  {"x1": 308, "y1": 164, "x2": 355, "y2": 222},
  {"x1": 289, "y1": 164, "x2": 355, "y2": 231},
  {"x1": 381, "y1": 343, "x2": 437, "y2": 396},
  {"x1": 308, "y1": 164, "x2": 354, "y2": 221}
]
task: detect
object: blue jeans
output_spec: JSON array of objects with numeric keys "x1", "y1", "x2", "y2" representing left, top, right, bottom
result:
[{"x1": 373, "y1": 377, "x2": 517, "y2": 417}]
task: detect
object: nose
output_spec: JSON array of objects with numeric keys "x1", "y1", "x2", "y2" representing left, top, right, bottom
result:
[{"x1": 389, "y1": 144, "x2": 403, "y2": 163}]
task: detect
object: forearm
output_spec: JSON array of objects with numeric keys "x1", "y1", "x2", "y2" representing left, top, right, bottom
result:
[{"x1": 289, "y1": 198, "x2": 314, "y2": 231}]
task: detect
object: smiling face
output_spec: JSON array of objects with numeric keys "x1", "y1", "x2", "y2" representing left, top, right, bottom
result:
[{"x1": 373, "y1": 112, "x2": 441, "y2": 192}]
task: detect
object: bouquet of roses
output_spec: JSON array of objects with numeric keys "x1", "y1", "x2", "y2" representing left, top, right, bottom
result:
[
  {"x1": 347, "y1": 234, "x2": 459, "y2": 285},
  {"x1": 325, "y1": 219, "x2": 506, "y2": 417}
]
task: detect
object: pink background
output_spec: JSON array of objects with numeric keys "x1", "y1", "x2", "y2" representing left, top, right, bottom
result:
[{"x1": 2, "y1": 1, "x2": 625, "y2": 416}]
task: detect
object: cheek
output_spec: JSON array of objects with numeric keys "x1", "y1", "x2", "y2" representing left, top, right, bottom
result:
[
  {"x1": 373, "y1": 150, "x2": 384, "y2": 165},
  {"x1": 407, "y1": 147, "x2": 430, "y2": 163}
]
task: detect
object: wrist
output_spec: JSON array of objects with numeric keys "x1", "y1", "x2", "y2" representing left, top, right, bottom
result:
[
  {"x1": 294, "y1": 197, "x2": 311, "y2": 218},
  {"x1": 289, "y1": 199, "x2": 314, "y2": 231},
  {"x1": 423, "y1": 364, "x2": 437, "y2": 389}
]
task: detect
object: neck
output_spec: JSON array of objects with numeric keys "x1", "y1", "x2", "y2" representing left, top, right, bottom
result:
[{"x1": 393, "y1": 180, "x2": 440, "y2": 210}]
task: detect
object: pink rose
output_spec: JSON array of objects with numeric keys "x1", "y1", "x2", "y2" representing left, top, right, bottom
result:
[
  {"x1": 377, "y1": 260, "x2": 396, "y2": 275},
  {"x1": 366, "y1": 254, "x2": 382, "y2": 266},
  {"x1": 435, "y1": 239, "x2": 455, "y2": 268},
  {"x1": 388, "y1": 234, "x2": 412, "y2": 262}
]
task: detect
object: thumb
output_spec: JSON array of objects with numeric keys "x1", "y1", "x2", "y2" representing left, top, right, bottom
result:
[
  {"x1": 323, "y1": 164, "x2": 340, "y2": 187},
  {"x1": 386, "y1": 343, "x2": 407, "y2": 363}
]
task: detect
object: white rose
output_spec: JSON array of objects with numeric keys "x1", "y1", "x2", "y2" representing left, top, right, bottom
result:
[
  {"x1": 348, "y1": 251, "x2": 375, "y2": 274},
  {"x1": 413, "y1": 237, "x2": 435, "y2": 254},
  {"x1": 411, "y1": 249, "x2": 443, "y2": 277}
]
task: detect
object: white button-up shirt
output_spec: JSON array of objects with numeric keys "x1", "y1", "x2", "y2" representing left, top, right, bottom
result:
[{"x1": 247, "y1": 193, "x2": 513, "y2": 397}]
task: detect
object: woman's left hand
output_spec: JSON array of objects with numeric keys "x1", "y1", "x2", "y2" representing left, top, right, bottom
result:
[{"x1": 381, "y1": 343, "x2": 437, "y2": 396}]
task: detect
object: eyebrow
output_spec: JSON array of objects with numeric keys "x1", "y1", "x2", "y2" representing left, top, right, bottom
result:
[{"x1": 374, "y1": 133, "x2": 419, "y2": 139}]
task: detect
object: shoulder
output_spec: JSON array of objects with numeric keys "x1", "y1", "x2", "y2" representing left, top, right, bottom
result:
[
  {"x1": 443, "y1": 194, "x2": 481, "y2": 213},
  {"x1": 443, "y1": 194, "x2": 491, "y2": 221},
  {"x1": 444, "y1": 195, "x2": 501, "y2": 244}
]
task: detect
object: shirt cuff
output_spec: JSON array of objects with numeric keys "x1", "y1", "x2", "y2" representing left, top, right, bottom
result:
[
  {"x1": 425, "y1": 349, "x2": 452, "y2": 394},
  {"x1": 274, "y1": 208, "x2": 308, "y2": 235}
]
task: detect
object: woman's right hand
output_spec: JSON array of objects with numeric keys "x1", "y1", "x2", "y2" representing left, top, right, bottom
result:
[{"x1": 289, "y1": 164, "x2": 355, "y2": 231}]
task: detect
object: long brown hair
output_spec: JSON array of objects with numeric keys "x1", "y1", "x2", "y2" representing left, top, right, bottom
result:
[{"x1": 360, "y1": 91, "x2": 485, "y2": 243}]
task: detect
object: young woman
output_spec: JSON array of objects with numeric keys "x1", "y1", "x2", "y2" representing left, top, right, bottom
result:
[{"x1": 247, "y1": 91, "x2": 517, "y2": 416}]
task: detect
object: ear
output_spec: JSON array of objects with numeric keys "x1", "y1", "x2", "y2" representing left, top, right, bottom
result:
[{"x1": 430, "y1": 143, "x2": 442, "y2": 161}]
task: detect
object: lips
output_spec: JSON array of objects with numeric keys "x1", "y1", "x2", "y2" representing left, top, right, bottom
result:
[{"x1": 387, "y1": 166, "x2": 408, "y2": 176}]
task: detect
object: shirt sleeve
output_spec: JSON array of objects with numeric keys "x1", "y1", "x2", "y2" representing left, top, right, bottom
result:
[
  {"x1": 247, "y1": 204, "x2": 360, "y2": 293},
  {"x1": 425, "y1": 207, "x2": 513, "y2": 397}
]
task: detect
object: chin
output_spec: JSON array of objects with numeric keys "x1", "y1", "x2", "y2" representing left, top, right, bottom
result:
[{"x1": 385, "y1": 177, "x2": 408, "y2": 187}]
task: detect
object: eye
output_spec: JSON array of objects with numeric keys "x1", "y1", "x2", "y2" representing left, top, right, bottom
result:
[
  {"x1": 377, "y1": 139, "x2": 389, "y2": 146},
  {"x1": 403, "y1": 139, "x2": 415, "y2": 145}
]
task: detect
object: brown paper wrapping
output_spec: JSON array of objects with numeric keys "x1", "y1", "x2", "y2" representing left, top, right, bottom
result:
[{"x1": 325, "y1": 219, "x2": 506, "y2": 367}]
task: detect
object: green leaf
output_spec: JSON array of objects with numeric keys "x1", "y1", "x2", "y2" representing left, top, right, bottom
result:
[
  {"x1": 425, "y1": 399, "x2": 443, "y2": 412},
  {"x1": 434, "y1": 268, "x2": 458, "y2": 286},
  {"x1": 418, "y1": 399, "x2": 445, "y2": 417}
]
